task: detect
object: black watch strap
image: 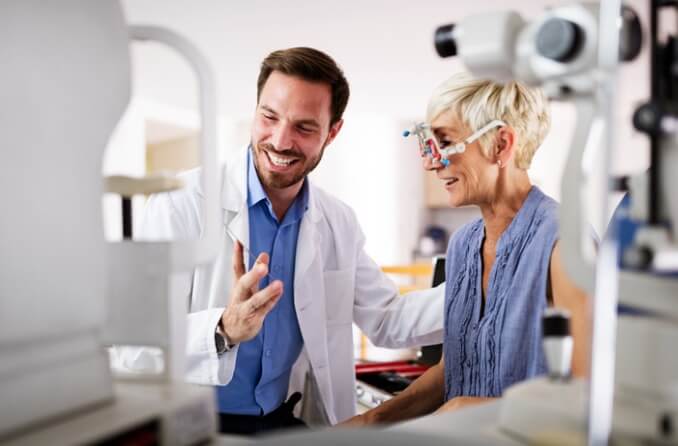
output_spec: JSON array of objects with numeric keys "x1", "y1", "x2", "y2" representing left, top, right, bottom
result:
[
  {"x1": 215, "y1": 331, "x2": 227, "y2": 355},
  {"x1": 215, "y1": 324, "x2": 236, "y2": 355}
]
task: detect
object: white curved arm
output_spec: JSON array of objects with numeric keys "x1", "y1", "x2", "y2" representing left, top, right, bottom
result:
[{"x1": 129, "y1": 25, "x2": 221, "y2": 270}]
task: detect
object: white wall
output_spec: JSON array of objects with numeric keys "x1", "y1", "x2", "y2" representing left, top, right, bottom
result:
[
  {"x1": 310, "y1": 115, "x2": 425, "y2": 264},
  {"x1": 121, "y1": 0, "x2": 616, "y2": 119}
]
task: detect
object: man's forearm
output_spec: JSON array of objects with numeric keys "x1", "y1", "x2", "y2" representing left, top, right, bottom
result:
[{"x1": 364, "y1": 360, "x2": 445, "y2": 424}]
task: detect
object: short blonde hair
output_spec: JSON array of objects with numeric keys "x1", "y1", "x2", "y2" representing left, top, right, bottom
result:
[{"x1": 426, "y1": 72, "x2": 550, "y2": 169}]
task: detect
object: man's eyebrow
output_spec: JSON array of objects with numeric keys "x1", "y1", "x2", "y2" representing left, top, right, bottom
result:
[
  {"x1": 259, "y1": 104, "x2": 321, "y2": 129},
  {"x1": 259, "y1": 105, "x2": 278, "y2": 115},
  {"x1": 295, "y1": 119, "x2": 321, "y2": 129}
]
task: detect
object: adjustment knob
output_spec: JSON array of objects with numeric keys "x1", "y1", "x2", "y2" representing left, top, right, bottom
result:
[{"x1": 633, "y1": 103, "x2": 663, "y2": 135}]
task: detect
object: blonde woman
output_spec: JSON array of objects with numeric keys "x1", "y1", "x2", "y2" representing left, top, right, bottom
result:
[{"x1": 343, "y1": 73, "x2": 589, "y2": 425}]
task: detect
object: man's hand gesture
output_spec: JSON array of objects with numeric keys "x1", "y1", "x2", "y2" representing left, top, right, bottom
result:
[{"x1": 220, "y1": 241, "x2": 283, "y2": 344}]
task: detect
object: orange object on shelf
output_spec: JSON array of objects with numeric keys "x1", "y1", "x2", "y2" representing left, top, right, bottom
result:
[
  {"x1": 380, "y1": 263, "x2": 433, "y2": 277},
  {"x1": 380, "y1": 263, "x2": 434, "y2": 295}
]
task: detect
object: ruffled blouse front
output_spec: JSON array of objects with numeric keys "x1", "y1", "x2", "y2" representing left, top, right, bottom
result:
[{"x1": 443, "y1": 186, "x2": 559, "y2": 400}]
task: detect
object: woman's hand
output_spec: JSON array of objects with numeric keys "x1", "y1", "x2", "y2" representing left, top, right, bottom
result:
[
  {"x1": 434, "y1": 396, "x2": 495, "y2": 414},
  {"x1": 337, "y1": 360, "x2": 447, "y2": 427}
]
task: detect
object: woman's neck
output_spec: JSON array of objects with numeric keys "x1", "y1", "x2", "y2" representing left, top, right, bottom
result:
[{"x1": 478, "y1": 170, "x2": 532, "y2": 243}]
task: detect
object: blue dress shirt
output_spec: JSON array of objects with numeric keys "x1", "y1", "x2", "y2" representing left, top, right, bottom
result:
[{"x1": 216, "y1": 149, "x2": 306, "y2": 415}]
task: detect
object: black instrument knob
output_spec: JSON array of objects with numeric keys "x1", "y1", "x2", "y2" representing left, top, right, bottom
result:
[
  {"x1": 434, "y1": 24, "x2": 458, "y2": 58},
  {"x1": 620, "y1": 5, "x2": 642, "y2": 62}
]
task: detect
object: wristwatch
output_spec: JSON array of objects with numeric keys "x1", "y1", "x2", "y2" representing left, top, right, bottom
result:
[{"x1": 215, "y1": 323, "x2": 235, "y2": 355}]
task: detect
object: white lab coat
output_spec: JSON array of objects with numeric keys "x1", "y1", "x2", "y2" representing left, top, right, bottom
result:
[{"x1": 137, "y1": 148, "x2": 444, "y2": 424}]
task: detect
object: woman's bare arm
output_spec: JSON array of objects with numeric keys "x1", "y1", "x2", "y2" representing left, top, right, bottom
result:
[
  {"x1": 340, "y1": 357, "x2": 446, "y2": 426},
  {"x1": 550, "y1": 242, "x2": 591, "y2": 378}
]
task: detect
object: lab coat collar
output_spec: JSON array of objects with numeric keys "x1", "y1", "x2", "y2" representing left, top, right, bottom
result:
[
  {"x1": 222, "y1": 146, "x2": 321, "y2": 224},
  {"x1": 222, "y1": 148, "x2": 248, "y2": 213}
]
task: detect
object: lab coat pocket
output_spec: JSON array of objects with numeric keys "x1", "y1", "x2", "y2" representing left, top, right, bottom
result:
[{"x1": 322, "y1": 269, "x2": 354, "y2": 325}]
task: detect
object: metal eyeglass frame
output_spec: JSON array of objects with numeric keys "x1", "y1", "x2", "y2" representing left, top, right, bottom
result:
[{"x1": 404, "y1": 119, "x2": 507, "y2": 166}]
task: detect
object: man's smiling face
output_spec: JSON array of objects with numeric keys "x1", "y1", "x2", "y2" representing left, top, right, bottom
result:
[{"x1": 251, "y1": 71, "x2": 341, "y2": 190}]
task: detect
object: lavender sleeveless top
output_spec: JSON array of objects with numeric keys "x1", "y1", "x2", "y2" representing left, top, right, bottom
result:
[{"x1": 443, "y1": 186, "x2": 559, "y2": 400}]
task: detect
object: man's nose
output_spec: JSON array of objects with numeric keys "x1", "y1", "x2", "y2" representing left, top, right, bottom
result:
[{"x1": 270, "y1": 123, "x2": 294, "y2": 151}]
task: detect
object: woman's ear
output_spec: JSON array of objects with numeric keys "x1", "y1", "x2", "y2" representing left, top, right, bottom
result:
[{"x1": 495, "y1": 126, "x2": 516, "y2": 168}]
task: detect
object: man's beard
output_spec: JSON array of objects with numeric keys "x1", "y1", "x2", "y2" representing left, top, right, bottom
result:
[{"x1": 252, "y1": 142, "x2": 326, "y2": 189}]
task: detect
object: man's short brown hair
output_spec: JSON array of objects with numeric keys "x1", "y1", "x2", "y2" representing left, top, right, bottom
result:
[{"x1": 257, "y1": 47, "x2": 350, "y2": 126}]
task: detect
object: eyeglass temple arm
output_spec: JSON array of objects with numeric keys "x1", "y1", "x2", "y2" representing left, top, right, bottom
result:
[{"x1": 464, "y1": 119, "x2": 507, "y2": 144}]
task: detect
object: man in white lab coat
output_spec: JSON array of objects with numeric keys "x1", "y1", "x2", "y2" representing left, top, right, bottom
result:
[{"x1": 138, "y1": 47, "x2": 444, "y2": 435}]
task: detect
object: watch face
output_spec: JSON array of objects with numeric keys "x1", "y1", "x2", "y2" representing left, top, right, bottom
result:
[{"x1": 215, "y1": 332, "x2": 226, "y2": 353}]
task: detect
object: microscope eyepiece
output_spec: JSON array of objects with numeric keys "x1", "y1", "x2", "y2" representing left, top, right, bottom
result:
[
  {"x1": 434, "y1": 24, "x2": 458, "y2": 58},
  {"x1": 536, "y1": 18, "x2": 584, "y2": 63}
]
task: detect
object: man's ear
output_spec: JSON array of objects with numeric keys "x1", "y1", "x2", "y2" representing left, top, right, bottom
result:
[
  {"x1": 495, "y1": 126, "x2": 516, "y2": 167},
  {"x1": 325, "y1": 119, "x2": 344, "y2": 147}
]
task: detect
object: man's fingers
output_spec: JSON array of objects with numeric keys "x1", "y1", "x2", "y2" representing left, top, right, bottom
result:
[
  {"x1": 255, "y1": 251, "x2": 269, "y2": 266},
  {"x1": 240, "y1": 252, "x2": 270, "y2": 294},
  {"x1": 233, "y1": 263, "x2": 268, "y2": 301},
  {"x1": 232, "y1": 241, "x2": 246, "y2": 279},
  {"x1": 255, "y1": 293, "x2": 282, "y2": 317},
  {"x1": 248, "y1": 281, "x2": 283, "y2": 314}
]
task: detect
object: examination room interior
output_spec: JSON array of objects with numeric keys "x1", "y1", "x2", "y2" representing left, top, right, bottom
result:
[
  {"x1": 108, "y1": 0, "x2": 647, "y2": 276},
  {"x1": 102, "y1": 0, "x2": 649, "y2": 384},
  {"x1": 3, "y1": 0, "x2": 663, "y2": 444}
]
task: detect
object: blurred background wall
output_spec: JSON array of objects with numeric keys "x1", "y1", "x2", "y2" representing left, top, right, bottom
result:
[{"x1": 104, "y1": 0, "x2": 650, "y2": 266}]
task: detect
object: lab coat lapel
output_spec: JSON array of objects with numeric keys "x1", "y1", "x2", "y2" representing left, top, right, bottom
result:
[
  {"x1": 222, "y1": 149, "x2": 247, "y2": 212},
  {"x1": 294, "y1": 186, "x2": 336, "y2": 423},
  {"x1": 203, "y1": 148, "x2": 249, "y2": 305},
  {"x1": 222, "y1": 148, "x2": 250, "y2": 261},
  {"x1": 294, "y1": 185, "x2": 322, "y2": 311}
]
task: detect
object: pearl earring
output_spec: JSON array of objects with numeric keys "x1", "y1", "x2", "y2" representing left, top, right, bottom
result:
[{"x1": 497, "y1": 160, "x2": 502, "y2": 167}]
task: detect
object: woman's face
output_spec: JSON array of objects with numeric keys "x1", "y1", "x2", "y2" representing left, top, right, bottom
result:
[{"x1": 425, "y1": 110, "x2": 498, "y2": 207}]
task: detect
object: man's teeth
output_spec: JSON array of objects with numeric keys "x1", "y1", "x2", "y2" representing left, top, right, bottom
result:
[{"x1": 269, "y1": 153, "x2": 294, "y2": 166}]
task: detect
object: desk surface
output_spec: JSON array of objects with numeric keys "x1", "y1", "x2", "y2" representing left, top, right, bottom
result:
[
  {"x1": 390, "y1": 401, "x2": 523, "y2": 445},
  {"x1": 213, "y1": 401, "x2": 523, "y2": 446}
]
